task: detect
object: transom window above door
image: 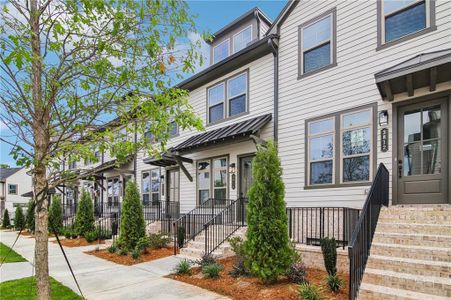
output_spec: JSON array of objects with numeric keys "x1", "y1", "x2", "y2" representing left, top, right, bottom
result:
[
  {"x1": 378, "y1": 0, "x2": 435, "y2": 47},
  {"x1": 207, "y1": 71, "x2": 248, "y2": 124},
  {"x1": 299, "y1": 8, "x2": 336, "y2": 77}
]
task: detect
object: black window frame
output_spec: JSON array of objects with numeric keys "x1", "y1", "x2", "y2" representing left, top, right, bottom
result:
[{"x1": 8, "y1": 184, "x2": 17, "y2": 195}]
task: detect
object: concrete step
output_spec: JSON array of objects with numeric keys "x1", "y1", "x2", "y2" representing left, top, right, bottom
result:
[
  {"x1": 179, "y1": 246, "x2": 230, "y2": 259},
  {"x1": 373, "y1": 232, "x2": 451, "y2": 248},
  {"x1": 371, "y1": 243, "x2": 451, "y2": 262},
  {"x1": 376, "y1": 222, "x2": 451, "y2": 236},
  {"x1": 359, "y1": 283, "x2": 450, "y2": 300},
  {"x1": 362, "y1": 268, "x2": 451, "y2": 297},
  {"x1": 378, "y1": 213, "x2": 450, "y2": 224},
  {"x1": 367, "y1": 255, "x2": 451, "y2": 278},
  {"x1": 381, "y1": 205, "x2": 451, "y2": 213}
]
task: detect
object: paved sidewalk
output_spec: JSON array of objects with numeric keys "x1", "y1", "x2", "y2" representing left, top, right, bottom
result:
[{"x1": 0, "y1": 231, "x2": 229, "y2": 300}]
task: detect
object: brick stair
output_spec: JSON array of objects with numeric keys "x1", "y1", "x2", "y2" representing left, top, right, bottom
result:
[{"x1": 359, "y1": 205, "x2": 451, "y2": 299}]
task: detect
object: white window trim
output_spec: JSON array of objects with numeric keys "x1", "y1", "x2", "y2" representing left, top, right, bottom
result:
[
  {"x1": 233, "y1": 25, "x2": 253, "y2": 54},
  {"x1": 213, "y1": 39, "x2": 230, "y2": 64},
  {"x1": 307, "y1": 117, "x2": 336, "y2": 186},
  {"x1": 8, "y1": 184, "x2": 18, "y2": 195},
  {"x1": 381, "y1": 0, "x2": 429, "y2": 44},
  {"x1": 339, "y1": 107, "x2": 374, "y2": 184},
  {"x1": 227, "y1": 72, "x2": 248, "y2": 117}
]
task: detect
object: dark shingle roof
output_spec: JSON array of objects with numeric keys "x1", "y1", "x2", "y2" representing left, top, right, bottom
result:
[{"x1": 0, "y1": 167, "x2": 22, "y2": 181}]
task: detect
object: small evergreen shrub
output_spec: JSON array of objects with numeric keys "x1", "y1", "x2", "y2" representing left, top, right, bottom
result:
[
  {"x1": 320, "y1": 237, "x2": 337, "y2": 276},
  {"x1": 14, "y1": 206, "x2": 25, "y2": 230},
  {"x1": 228, "y1": 236, "x2": 250, "y2": 277},
  {"x1": 49, "y1": 195, "x2": 63, "y2": 234},
  {"x1": 326, "y1": 274, "x2": 344, "y2": 293},
  {"x1": 174, "y1": 259, "x2": 191, "y2": 275},
  {"x1": 244, "y1": 141, "x2": 294, "y2": 283},
  {"x1": 202, "y1": 263, "x2": 222, "y2": 279},
  {"x1": 64, "y1": 228, "x2": 72, "y2": 239},
  {"x1": 298, "y1": 283, "x2": 323, "y2": 300},
  {"x1": 96, "y1": 228, "x2": 112, "y2": 240},
  {"x1": 118, "y1": 181, "x2": 146, "y2": 250},
  {"x1": 177, "y1": 226, "x2": 185, "y2": 248},
  {"x1": 74, "y1": 190, "x2": 95, "y2": 236},
  {"x1": 196, "y1": 253, "x2": 217, "y2": 268},
  {"x1": 26, "y1": 200, "x2": 35, "y2": 232},
  {"x1": 2, "y1": 209, "x2": 11, "y2": 228},
  {"x1": 108, "y1": 243, "x2": 117, "y2": 253},
  {"x1": 148, "y1": 232, "x2": 171, "y2": 249},
  {"x1": 117, "y1": 248, "x2": 128, "y2": 256},
  {"x1": 286, "y1": 262, "x2": 307, "y2": 284},
  {"x1": 85, "y1": 230, "x2": 98, "y2": 243},
  {"x1": 131, "y1": 247, "x2": 140, "y2": 259},
  {"x1": 136, "y1": 236, "x2": 150, "y2": 253}
]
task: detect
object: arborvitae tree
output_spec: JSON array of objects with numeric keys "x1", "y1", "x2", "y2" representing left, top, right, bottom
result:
[
  {"x1": 14, "y1": 206, "x2": 25, "y2": 231},
  {"x1": 26, "y1": 200, "x2": 35, "y2": 232},
  {"x1": 119, "y1": 181, "x2": 146, "y2": 250},
  {"x1": 75, "y1": 190, "x2": 95, "y2": 236},
  {"x1": 49, "y1": 195, "x2": 63, "y2": 234},
  {"x1": 244, "y1": 141, "x2": 294, "y2": 283},
  {"x1": 2, "y1": 209, "x2": 11, "y2": 228}
]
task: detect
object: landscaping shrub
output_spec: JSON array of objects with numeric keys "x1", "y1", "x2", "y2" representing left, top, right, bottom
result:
[
  {"x1": 148, "y1": 232, "x2": 171, "y2": 249},
  {"x1": 49, "y1": 195, "x2": 63, "y2": 234},
  {"x1": 96, "y1": 227, "x2": 112, "y2": 240},
  {"x1": 136, "y1": 236, "x2": 150, "y2": 253},
  {"x1": 117, "y1": 248, "x2": 128, "y2": 256},
  {"x1": 228, "y1": 236, "x2": 250, "y2": 277},
  {"x1": 298, "y1": 282, "x2": 323, "y2": 300},
  {"x1": 196, "y1": 253, "x2": 217, "y2": 268},
  {"x1": 320, "y1": 237, "x2": 337, "y2": 276},
  {"x1": 286, "y1": 262, "x2": 307, "y2": 284},
  {"x1": 326, "y1": 274, "x2": 344, "y2": 293},
  {"x1": 118, "y1": 181, "x2": 146, "y2": 250},
  {"x1": 14, "y1": 206, "x2": 25, "y2": 230},
  {"x1": 74, "y1": 190, "x2": 95, "y2": 236},
  {"x1": 132, "y1": 247, "x2": 140, "y2": 259},
  {"x1": 177, "y1": 226, "x2": 185, "y2": 248},
  {"x1": 63, "y1": 228, "x2": 72, "y2": 239},
  {"x1": 84, "y1": 230, "x2": 97, "y2": 243},
  {"x1": 25, "y1": 200, "x2": 35, "y2": 232},
  {"x1": 174, "y1": 259, "x2": 191, "y2": 275},
  {"x1": 244, "y1": 141, "x2": 294, "y2": 283},
  {"x1": 202, "y1": 263, "x2": 222, "y2": 279},
  {"x1": 108, "y1": 243, "x2": 117, "y2": 253},
  {"x1": 2, "y1": 209, "x2": 11, "y2": 228}
]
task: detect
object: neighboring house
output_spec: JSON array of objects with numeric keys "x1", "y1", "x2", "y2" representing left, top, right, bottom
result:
[{"x1": 0, "y1": 167, "x2": 32, "y2": 219}]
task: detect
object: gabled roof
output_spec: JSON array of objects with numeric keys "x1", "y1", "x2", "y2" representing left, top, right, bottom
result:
[
  {"x1": 0, "y1": 167, "x2": 22, "y2": 181},
  {"x1": 172, "y1": 113, "x2": 272, "y2": 152},
  {"x1": 266, "y1": 0, "x2": 299, "y2": 35}
]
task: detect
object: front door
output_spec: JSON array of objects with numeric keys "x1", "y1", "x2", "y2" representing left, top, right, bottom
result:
[
  {"x1": 397, "y1": 98, "x2": 448, "y2": 204},
  {"x1": 239, "y1": 155, "x2": 255, "y2": 199},
  {"x1": 166, "y1": 169, "x2": 180, "y2": 218}
]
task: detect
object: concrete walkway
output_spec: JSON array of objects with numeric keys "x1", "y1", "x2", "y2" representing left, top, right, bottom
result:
[{"x1": 0, "y1": 231, "x2": 229, "y2": 300}]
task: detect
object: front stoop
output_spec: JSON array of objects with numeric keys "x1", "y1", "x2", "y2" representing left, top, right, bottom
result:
[{"x1": 358, "y1": 205, "x2": 451, "y2": 299}]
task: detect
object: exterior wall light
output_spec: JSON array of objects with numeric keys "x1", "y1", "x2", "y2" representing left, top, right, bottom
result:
[
  {"x1": 379, "y1": 110, "x2": 389, "y2": 126},
  {"x1": 229, "y1": 163, "x2": 236, "y2": 174}
]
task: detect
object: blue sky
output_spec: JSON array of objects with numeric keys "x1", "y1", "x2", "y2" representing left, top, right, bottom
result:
[{"x1": 0, "y1": 0, "x2": 287, "y2": 167}]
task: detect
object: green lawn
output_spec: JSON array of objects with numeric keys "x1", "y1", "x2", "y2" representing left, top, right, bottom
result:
[
  {"x1": 0, "y1": 277, "x2": 82, "y2": 300},
  {"x1": 0, "y1": 242, "x2": 26, "y2": 263}
]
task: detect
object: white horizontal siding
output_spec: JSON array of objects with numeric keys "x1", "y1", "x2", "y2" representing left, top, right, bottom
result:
[{"x1": 278, "y1": 0, "x2": 451, "y2": 208}]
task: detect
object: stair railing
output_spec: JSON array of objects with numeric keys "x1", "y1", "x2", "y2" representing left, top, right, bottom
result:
[
  {"x1": 203, "y1": 197, "x2": 247, "y2": 255},
  {"x1": 348, "y1": 163, "x2": 389, "y2": 300}
]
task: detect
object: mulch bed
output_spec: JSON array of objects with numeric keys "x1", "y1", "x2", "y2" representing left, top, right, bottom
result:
[
  {"x1": 53, "y1": 237, "x2": 105, "y2": 247},
  {"x1": 19, "y1": 231, "x2": 33, "y2": 237},
  {"x1": 168, "y1": 256, "x2": 348, "y2": 300},
  {"x1": 85, "y1": 247, "x2": 177, "y2": 265}
]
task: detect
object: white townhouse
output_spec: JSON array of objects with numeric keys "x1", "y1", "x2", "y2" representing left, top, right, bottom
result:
[{"x1": 0, "y1": 167, "x2": 32, "y2": 218}]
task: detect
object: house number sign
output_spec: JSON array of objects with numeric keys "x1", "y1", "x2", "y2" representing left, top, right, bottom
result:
[{"x1": 381, "y1": 128, "x2": 389, "y2": 152}]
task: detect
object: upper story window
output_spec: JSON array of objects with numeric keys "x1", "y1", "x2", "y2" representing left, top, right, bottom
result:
[
  {"x1": 207, "y1": 71, "x2": 248, "y2": 125},
  {"x1": 378, "y1": 0, "x2": 435, "y2": 48},
  {"x1": 213, "y1": 39, "x2": 230, "y2": 64},
  {"x1": 169, "y1": 120, "x2": 179, "y2": 137},
  {"x1": 69, "y1": 160, "x2": 77, "y2": 170},
  {"x1": 8, "y1": 184, "x2": 17, "y2": 195},
  {"x1": 299, "y1": 9, "x2": 336, "y2": 77},
  {"x1": 233, "y1": 25, "x2": 252, "y2": 53}
]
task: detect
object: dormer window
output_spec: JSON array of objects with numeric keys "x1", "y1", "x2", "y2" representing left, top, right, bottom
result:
[
  {"x1": 213, "y1": 39, "x2": 230, "y2": 64},
  {"x1": 233, "y1": 25, "x2": 252, "y2": 53}
]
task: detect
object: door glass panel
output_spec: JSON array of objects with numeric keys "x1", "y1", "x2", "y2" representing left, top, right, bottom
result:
[
  {"x1": 404, "y1": 109, "x2": 421, "y2": 143},
  {"x1": 422, "y1": 105, "x2": 441, "y2": 140},
  {"x1": 423, "y1": 140, "x2": 441, "y2": 174},
  {"x1": 241, "y1": 157, "x2": 254, "y2": 198},
  {"x1": 403, "y1": 142, "x2": 421, "y2": 176}
]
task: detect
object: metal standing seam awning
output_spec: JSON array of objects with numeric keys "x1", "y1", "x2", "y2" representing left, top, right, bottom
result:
[
  {"x1": 375, "y1": 48, "x2": 451, "y2": 101},
  {"x1": 22, "y1": 188, "x2": 57, "y2": 198}
]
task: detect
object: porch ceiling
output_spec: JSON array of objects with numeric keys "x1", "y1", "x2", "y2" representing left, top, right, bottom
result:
[{"x1": 375, "y1": 48, "x2": 451, "y2": 101}]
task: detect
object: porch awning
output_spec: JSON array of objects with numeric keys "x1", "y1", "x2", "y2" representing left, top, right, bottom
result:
[
  {"x1": 143, "y1": 152, "x2": 179, "y2": 167},
  {"x1": 80, "y1": 156, "x2": 134, "y2": 179},
  {"x1": 22, "y1": 188, "x2": 56, "y2": 198},
  {"x1": 172, "y1": 113, "x2": 272, "y2": 152},
  {"x1": 375, "y1": 48, "x2": 451, "y2": 101}
]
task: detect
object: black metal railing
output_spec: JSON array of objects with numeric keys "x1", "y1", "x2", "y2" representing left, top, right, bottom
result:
[
  {"x1": 203, "y1": 197, "x2": 247, "y2": 255},
  {"x1": 286, "y1": 207, "x2": 360, "y2": 249},
  {"x1": 348, "y1": 163, "x2": 389, "y2": 300},
  {"x1": 172, "y1": 198, "x2": 233, "y2": 255}
]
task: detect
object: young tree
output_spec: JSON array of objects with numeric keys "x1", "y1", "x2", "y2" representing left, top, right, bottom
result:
[
  {"x1": 26, "y1": 200, "x2": 35, "y2": 232},
  {"x1": 1, "y1": 1, "x2": 205, "y2": 297},
  {"x1": 2, "y1": 209, "x2": 11, "y2": 228},
  {"x1": 74, "y1": 190, "x2": 95, "y2": 237},
  {"x1": 14, "y1": 206, "x2": 25, "y2": 230},
  {"x1": 48, "y1": 195, "x2": 63, "y2": 234},
  {"x1": 118, "y1": 181, "x2": 146, "y2": 250},
  {"x1": 244, "y1": 141, "x2": 294, "y2": 283}
]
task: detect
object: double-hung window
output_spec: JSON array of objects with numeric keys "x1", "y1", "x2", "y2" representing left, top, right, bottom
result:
[
  {"x1": 299, "y1": 9, "x2": 336, "y2": 76},
  {"x1": 169, "y1": 120, "x2": 178, "y2": 137},
  {"x1": 207, "y1": 71, "x2": 248, "y2": 124},
  {"x1": 197, "y1": 157, "x2": 228, "y2": 205},
  {"x1": 8, "y1": 184, "x2": 17, "y2": 195},
  {"x1": 306, "y1": 105, "x2": 375, "y2": 188},
  {"x1": 213, "y1": 39, "x2": 230, "y2": 64},
  {"x1": 380, "y1": 0, "x2": 434, "y2": 46},
  {"x1": 233, "y1": 25, "x2": 252, "y2": 53},
  {"x1": 142, "y1": 169, "x2": 160, "y2": 205},
  {"x1": 107, "y1": 177, "x2": 121, "y2": 206}
]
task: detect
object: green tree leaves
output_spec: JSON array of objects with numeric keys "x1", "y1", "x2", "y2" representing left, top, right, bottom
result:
[{"x1": 74, "y1": 190, "x2": 95, "y2": 237}]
